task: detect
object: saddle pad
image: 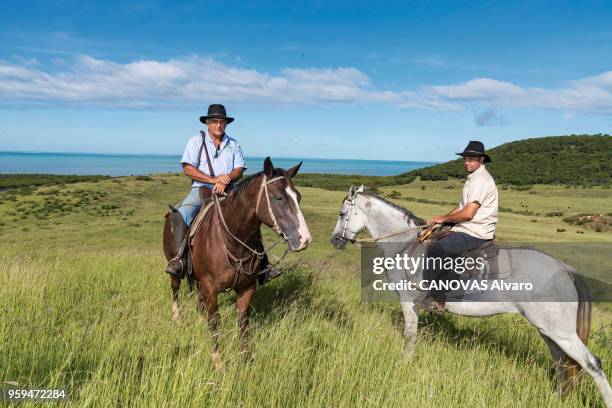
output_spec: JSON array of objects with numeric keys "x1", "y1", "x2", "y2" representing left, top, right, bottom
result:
[{"x1": 188, "y1": 200, "x2": 217, "y2": 242}]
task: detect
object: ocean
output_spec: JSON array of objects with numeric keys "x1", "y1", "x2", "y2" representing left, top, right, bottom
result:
[{"x1": 0, "y1": 151, "x2": 436, "y2": 177}]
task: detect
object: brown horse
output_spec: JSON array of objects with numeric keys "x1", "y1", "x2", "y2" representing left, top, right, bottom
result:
[{"x1": 163, "y1": 157, "x2": 311, "y2": 367}]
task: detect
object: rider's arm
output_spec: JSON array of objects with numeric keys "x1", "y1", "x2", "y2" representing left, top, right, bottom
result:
[
  {"x1": 428, "y1": 206, "x2": 459, "y2": 224},
  {"x1": 447, "y1": 206, "x2": 461, "y2": 215},
  {"x1": 217, "y1": 143, "x2": 246, "y2": 185},
  {"x1": 182, "y1": 164, "x2": 218, "y2": 184},
  {"x1": 228, "y1": 167, "x2": 245, "y2": 182},
  {"x1": 439, "y1": 202, "x2": 480, "y2": 223}
]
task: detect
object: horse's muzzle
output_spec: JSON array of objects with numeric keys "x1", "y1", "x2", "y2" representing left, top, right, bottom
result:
[
  {"x1": 287, "y1": 233, "x2": 311, "y2": 252},
  {"x1": 330, "y1": 234, "x2": 350, "y2": 249}
]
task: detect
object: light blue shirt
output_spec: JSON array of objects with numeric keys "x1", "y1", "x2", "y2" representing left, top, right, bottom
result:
[{"x1": 180, "y1": 132, "x2": 246, "y2": 188}]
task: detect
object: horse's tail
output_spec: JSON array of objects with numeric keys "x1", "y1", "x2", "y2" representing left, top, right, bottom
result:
[{"x1": 564, "y1": 271, "x2": 591, "y2": 387}]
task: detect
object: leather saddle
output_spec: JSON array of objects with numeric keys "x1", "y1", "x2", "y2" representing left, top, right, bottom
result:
[{"x1": 420, "y1": 224, "x2": 508, "y2": 280}]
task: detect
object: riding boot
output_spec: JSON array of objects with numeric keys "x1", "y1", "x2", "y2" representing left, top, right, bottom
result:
[
  {"x1": 256, "y1": 253, "x2": 284, "y2": 285},
  {"x1": 413, "y1": 245, "x2": 447, "y2": 312},
  {"x1": 165, "y1": 207, "x2": 189, "y2": 278},
  {"x1": 252, "y1": 228, "x2": 285, "y2": 286}
]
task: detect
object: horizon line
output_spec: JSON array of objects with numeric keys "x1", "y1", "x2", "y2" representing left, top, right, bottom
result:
[{"x1": 0, "y1": 150, "x2": 439, "y2": 164}]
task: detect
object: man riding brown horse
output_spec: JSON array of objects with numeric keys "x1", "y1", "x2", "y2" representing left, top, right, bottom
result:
[
  {"x1": 165, "y1": 104, "x2": 279, "y2": 284},
  {"x1": 164, "y1": 156, "x2": 312, "y2": 366}
]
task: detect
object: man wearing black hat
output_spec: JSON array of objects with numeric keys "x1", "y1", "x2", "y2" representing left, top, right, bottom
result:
[
  {"x1": 165, "y1": 104, "x2": 246, "y2": 277},
  {"x1": 414, "y1": 141, "x2": 498, "y2": 312}
]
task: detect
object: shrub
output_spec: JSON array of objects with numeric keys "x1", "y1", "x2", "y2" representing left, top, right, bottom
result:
[{"x1": 544, "y1": 211, "x2": 564, "y2": 217}]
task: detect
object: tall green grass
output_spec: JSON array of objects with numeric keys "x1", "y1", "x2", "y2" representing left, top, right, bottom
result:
[{"x1": 0, "y1": 174, "x2": 610, "y2": 407}]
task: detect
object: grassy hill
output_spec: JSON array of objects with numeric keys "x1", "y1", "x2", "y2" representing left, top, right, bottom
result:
[{"x1": 405, "y1": 134, "x2": 612, "y2": 186}]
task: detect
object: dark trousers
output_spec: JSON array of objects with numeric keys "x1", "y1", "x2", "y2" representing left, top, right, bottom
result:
[{"x1": 424, "y1": 231, "x2": 490, "y2": 299}]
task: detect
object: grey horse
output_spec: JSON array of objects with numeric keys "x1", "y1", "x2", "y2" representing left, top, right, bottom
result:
[{"x1": 331, "y1": 185, "x2": 611, "y2": 407}]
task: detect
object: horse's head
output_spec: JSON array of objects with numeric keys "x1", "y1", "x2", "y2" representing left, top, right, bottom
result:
[
  {"x1": 330, "y1": 185, "x2": 366, "y2": 249},
  {"x1": 256, "y1": 157, "x2": 311, "y2": 251}
]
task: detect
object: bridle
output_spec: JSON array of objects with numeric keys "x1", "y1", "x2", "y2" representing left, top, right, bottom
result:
[
  {"x1": 336, "y1": 193, "x2": 427, "y2": 245},
  {"x1": 338, "y1": 196, "x2": 359, "y2": 244},
  {"x1": 255, "y1": 175, "x2": 286, "y2": 237}
]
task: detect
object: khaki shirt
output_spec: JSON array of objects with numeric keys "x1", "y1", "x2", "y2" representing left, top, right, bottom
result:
[{"x1": 451, "y1": 164, "x2": 498, "y2": 240}]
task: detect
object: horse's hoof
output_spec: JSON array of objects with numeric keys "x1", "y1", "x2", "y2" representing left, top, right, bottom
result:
[
  {"x1": 212, "y1": 351, "x2": 224, "y2": 370},
  {"x1": 171, "y1": 303, "x2": 181, "y2": 322}
]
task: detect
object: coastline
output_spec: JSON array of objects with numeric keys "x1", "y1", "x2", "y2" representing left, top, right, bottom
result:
[{"x1": 0, "y1": 151, "x2": 438, "y2": 177}]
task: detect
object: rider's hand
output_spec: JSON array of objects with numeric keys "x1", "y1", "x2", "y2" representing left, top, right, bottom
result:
[
  {"x1": 427, "y1": 215, "x2": 446, "y2": 225},
  {"x1": 216, "y1": 174, "x2": 231, "y2": 185},
  {"x1": 212, "y1": 182, "x2": 227, "y2": 195}
]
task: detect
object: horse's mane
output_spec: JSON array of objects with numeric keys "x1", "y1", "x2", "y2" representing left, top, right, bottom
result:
[
  {"x1": 362, "y1": 193, "x2": 427, "y2": 226},
  {"x1": 231, "y1": 172, "x2": 260, "y2": 197},
  {"x1": 230, "y1": 168, "x2": 286, "y2": 198}
]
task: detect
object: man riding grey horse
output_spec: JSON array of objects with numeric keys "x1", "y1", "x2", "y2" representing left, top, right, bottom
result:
[
  {"x1": 165, "y1": 104, "x2": 246, "y2": 277},
  {"x1": 414, "y1": 140, "x2": 498, "y2": 312}
]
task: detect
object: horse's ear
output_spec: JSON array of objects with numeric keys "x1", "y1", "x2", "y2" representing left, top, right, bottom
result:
[
  {"x1": 356, "y1": 185, "x2": 364, "y2": 193},
  {"x1": 263, "y1": 156, "x2": 274, "y2": 178},
  {"x1": 348, "y1": 185, "x2": 357, "y2": 199},
  {"x1": 286, "y1": 161, "x2": 302, "y2": 178}
]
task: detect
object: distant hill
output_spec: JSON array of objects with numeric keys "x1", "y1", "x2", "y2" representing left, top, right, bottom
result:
[{"x1": 404, "y1": 134, "x2": 612, "y2": 186}]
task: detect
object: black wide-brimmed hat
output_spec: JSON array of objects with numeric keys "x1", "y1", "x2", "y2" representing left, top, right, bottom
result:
[
  {"x1": 456, "y1": 140, "x2": 491, "y2": 163},
  {"x1": 199, "y1": 104, "x2": 234, "y2": 124}
]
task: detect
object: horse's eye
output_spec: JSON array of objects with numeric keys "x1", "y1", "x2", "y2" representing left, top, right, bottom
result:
[
  {"x1": 275, "y1": 194, "x2": 283, "y2": 200},
  {"x1": 339, "y1": 211, "x2": 345, "y2": 217}
]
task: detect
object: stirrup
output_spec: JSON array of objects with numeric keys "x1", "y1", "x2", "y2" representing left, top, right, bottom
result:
[
  {"x1": 257, "y1": 267, "x2": 284, "y2": 285},
  {"x1": 165, "y1": 257, "x2": 184, "y2": 278}
]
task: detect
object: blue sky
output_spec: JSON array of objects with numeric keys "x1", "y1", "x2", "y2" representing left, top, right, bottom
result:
[{"x1": 1, "y1": 0, "x2": 611, "y2": 161}]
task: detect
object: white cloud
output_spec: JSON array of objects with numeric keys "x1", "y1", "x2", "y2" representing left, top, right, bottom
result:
[
  {"x1": 0, "y1": 55, "x2": 611, "y2": 114},
  {"x1": 428, "y1": 78, "x2": 525, "y2": 101},
  {"x1": 0, "y1": 56, "x2": 394, "y2": 107}
]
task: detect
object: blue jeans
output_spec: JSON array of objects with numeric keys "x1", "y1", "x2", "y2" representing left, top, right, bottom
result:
[
  {"x1": 425, "y1": 231, "x2": 490, "y2": 297},
  {"x1": 178, "y1": 187, "x2": 204, "y2": 225},
  {"x1": 177, "y1": 184, "x2": 235, "y2": 225}
]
